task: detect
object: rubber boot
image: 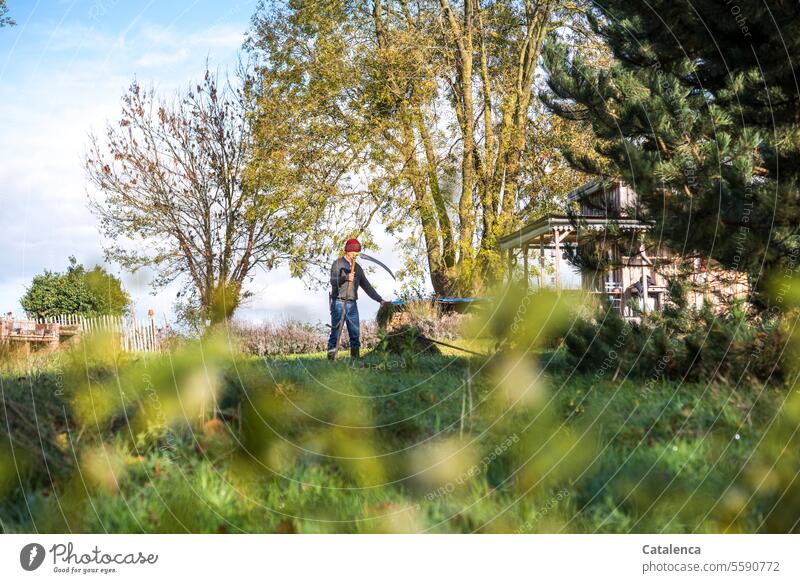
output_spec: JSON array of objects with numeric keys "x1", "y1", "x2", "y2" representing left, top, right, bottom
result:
[
  {"x1": 327, "y1": 349, "x2": 335, "y2": 361},
  {"x1": 350, "y1": 347, "x2": 360, "y2": 360}
]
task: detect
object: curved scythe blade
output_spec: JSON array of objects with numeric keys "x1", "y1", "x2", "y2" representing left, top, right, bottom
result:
[{"x1": 359, "y1": 253, "x2": 396, "y2": 280}]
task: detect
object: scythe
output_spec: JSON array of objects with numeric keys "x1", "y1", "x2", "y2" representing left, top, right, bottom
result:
[{"x1": 358, "y1": 253, "x2": 396, "y2": 280}]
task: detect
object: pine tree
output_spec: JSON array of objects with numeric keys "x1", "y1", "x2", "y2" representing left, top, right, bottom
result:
[{"x1": 541, "y1": 1, "x2": 800, "y2": 305}]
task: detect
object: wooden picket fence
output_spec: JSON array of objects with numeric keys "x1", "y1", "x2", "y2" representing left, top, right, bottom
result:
[
  {"x1": 36, "y1": 314, "x2": 162, "y2": 353},
  {"x1": 39, "y1": 314, "x2": 84, "y2": 327}
]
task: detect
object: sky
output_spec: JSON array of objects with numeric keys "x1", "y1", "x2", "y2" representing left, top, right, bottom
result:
[{"x1": 0, "y1": 0, "x2": 401, "y2": 326}]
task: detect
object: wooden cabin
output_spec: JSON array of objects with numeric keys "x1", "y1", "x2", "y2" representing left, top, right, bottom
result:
[{"x1": 497, "y1": 181, "x2": 749, "y2": 319}]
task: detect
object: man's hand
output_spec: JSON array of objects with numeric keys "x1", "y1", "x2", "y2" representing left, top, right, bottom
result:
[{"x1": 346, "y1": 272, "x2": 355, "y2": 282}]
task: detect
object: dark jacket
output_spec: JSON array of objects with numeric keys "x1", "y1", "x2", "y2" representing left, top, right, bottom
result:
[{"x1": 330, "y1": 257, "x2": 383, "y2": 303}]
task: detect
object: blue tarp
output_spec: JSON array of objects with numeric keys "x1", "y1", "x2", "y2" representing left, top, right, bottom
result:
[{"x1": 390, "y1": 297, "x2": 490, "y2": 305}]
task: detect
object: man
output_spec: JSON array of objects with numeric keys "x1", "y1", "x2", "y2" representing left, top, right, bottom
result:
[{"x1": 327, "y1": 238, "x2": 384, "y2": 360}]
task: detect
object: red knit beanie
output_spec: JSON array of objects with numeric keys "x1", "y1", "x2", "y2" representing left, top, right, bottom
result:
[{"x1": 344, "y1": 238, "x2": 361, "y2": 252}]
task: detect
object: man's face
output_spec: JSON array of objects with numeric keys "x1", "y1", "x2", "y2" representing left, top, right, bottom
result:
[{"x1": 345, "y1": 251, "x2": 358, "y2": 263}]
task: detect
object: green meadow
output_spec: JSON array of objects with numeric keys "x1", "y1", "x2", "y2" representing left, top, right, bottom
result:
[{"x1": 1, "y1": 330, "x2": 794, "y2": 534}]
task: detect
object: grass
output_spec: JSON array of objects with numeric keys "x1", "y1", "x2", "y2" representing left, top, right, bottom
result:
[{"x1": 0, "y1": 333, "x2": 795, "y2": 533}]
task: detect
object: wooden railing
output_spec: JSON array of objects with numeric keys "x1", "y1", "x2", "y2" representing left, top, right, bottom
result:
[
  {"x1": 36, "y1": 313, "x2": 83, "y2": 327},
  {"x1": 0, "y1": 319, "x2": 60, "y2": 349},
  {"x1": 34, "y1": 314, "x2": 162, "y2": 353}
]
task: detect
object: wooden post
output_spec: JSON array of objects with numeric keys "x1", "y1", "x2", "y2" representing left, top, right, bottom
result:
[
  {"x1": 642, "y1": 264, "x2": 649, "y2": 315},
  {"x1": 539, "y1": 235, "x2": 545, "y2": 288},
  {"x1": 554, "y1": 230, "x2": 563, "y2": 291},
  {"x1": 522, "y1": 244, "x2": 529, "y2": 289},
  {"x1": 507, "y1": 248, "x2": 514, "y2": 283},
  {"x1": 49, "y1": 324, "x2": 60, "y2": 352}
]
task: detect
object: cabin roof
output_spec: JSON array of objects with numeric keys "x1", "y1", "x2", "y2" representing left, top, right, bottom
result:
[
  {"x1": 497, "y1": 214, "x2": 651, "y2": 251},
  {"x1": 565, "y1": 180, "x2": 605, "y2": 204},
  {"x1": 498, "y1": 179, "x2": 652, "y2": 250}
]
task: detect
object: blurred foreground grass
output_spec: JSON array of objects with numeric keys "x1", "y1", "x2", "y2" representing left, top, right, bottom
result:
[{"x1": 1, "y1": 289, "x2": 798, "y2": 533}]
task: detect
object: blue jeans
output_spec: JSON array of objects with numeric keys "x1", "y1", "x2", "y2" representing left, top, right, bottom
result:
[{"x1": 327, "y1": 299, "x2": 360, "y2": 350}]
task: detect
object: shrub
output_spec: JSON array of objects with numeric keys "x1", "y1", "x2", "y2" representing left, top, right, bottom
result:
[
  {"x1": 230, "y1": 309, "x2": 467, "y2": 357},
  {"x1": 377, "y1": 301, "x2": 467, "y2": 340},
  {"x1": 563, "y1": 292, "x2": 789, "y2": 385},
  {"x1": 228, "y1": 318, "x2": 379, "y2": 355},
  {"x1": 21, "y1": 256, "x2": 130, "y2": 319}
]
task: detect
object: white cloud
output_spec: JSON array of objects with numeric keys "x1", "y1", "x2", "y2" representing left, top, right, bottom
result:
[
  {"x1": 135, "y1": 47, "x2": 189, "y2": 68},
  {"x1": 140, "y1": 23, "x2": 244, "y2": 49},
  {"x1": 44, "y1": 22, "x2": 125, "y2": 53}
]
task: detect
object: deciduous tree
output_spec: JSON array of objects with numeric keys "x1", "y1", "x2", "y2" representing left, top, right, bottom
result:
[
  {"x1": 248, "y1": 0, "x2": 591, "y2": 295},
  {"x1": 86, "y1": 68, "x2": 325, "y2": 324}
]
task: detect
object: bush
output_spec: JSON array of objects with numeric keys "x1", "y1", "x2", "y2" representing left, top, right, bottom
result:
[
  {"x1": 377, "y1": 301, "x2": 467, "y2": 340},
  {"x1": 229, "y1": 318, "x2": 382, "y2": 355},
  {"x1": 20, "y1": 256, "x2": 130, "y2": 318},
  {"x1": 563, "y1": 293, "x2": 789, "y2": 385},
  {"x1": 230, "y1": 309, "x2": 467, "y2": 357},
  {"x1": 0, "y1": 372, "x2": 75, "y2": 485}
]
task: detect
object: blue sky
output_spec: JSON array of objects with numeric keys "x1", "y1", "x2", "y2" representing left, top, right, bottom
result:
[{"x1": 0, "y1": 0, "x2": 400, "y2": 325}]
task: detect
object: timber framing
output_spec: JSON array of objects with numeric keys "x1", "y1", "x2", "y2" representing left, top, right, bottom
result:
[
  {"x1": 498, "y1": 181, "x2": 749, "y2": 320},
  {"x1": 497, "y1": 215, "x2": 651, "y2": 251}
]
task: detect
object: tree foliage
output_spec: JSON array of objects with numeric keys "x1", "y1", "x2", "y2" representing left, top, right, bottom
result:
[
  {"x1": 85, "y1": 68, "x2": 328, "y2": 324},
  {"x1": 542, "y1": 1, "x2": 800, "y2": 304},
  {"x1": 0, "y1": 1, "x2": 14, "y2": 28},
  {"x1": 21, "y1": 257, "x2": 130, "y2": 319},
  {"x1": 247, "y1": 0, "x2": 593, "y2": 296}
]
